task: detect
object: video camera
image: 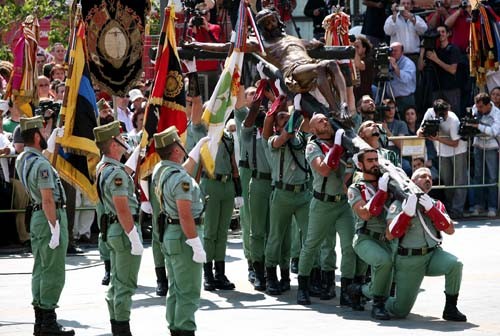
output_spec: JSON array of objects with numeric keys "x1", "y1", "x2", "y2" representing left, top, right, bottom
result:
[
  {"x1": 459, "y1": 107, "x2": 481, "y2": 139},
  {"x1": 460, "y1": 0, "x2": 469, "y2": 8},
  {"x1": 374, "y1": 105, "x2": 391, "y2": 122},
  {"x1": 34, "y1": 100, "x2": 61, "y2": 122},
  {"x1": 421, "y1": 119, "x2": 441, "y2": 137},
  {"x1": 374, "y1": 43, "x2": 392, "y2": 81},
  {"x1": 183, "y1": 0, "x2": 208, "y2": 27},
  {"x1": 421, "y1": 29, "x2": 440, "y2": 52}
]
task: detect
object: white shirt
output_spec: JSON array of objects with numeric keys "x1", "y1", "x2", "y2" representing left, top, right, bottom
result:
[
  {"x1": 117, "y1": 107, "x2": 134, "y2": 133},
  {"x1": 420, "y1": 108, "x2": 467, "y2": 157},
  {"x1": 384, "y1": 14, "x2": 428, "y2": 54},
  {"x1": 472, "y1": 104, "x2": 500, "y2": 149}
]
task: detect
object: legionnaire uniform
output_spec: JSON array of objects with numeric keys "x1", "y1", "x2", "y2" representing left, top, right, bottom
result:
[
  {"x1": 234, "y1": 106, "x2": 254, "y2": 282},
  {"x1": 15, "y1": 116, "x2": 74, "y2": 336},
  {"x1": 97, "y1": 202, "x2": 111, "y2": 285},
  {"x1": 94, "y1": 121, "x2": 142, "y2": 335},
  {"x1": 297, "y1": 137, "x2": 358, "y2": 304},
  {"x1": 265, "y1": 130, "x2": 312, "y2": 295},
  {"x1": 347, "y1": 179, "x2": 394, "y2": 314},
  {"x1": 385, "y1": 198, "x2": 466, "y2": 321},
  {"x1": 152, "y1": 127, "x2": 205, "y2": 335},
  {"x1": 192, "y1": 123, "x2": 237, "y2": 290},
  {"x1": 240, "y1": 108, "x2": 273, "y2": 291}
]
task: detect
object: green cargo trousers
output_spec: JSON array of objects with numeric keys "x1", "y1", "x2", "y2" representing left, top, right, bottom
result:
[
  {"x1": 248, "y1": 177, "x2": 272, "y2": 262},
  {"x1": 239, "y1": 167, "x2": 252, "y2": 261},
  {"x1": 150, "y1": 186, "x2": 165, "y2": 268}
]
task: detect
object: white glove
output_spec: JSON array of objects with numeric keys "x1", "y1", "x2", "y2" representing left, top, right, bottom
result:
[
  {"x1": 140, "y1": 201, "x2": 153, "y2": 215},
  {"x1": 185, "y1": 236, "x2": 207, "y2": 263},
  {"x1": 419, "y1": 193, "x2": 434, "y2": 211},
  {"x1": 378, "y1": 172, "x2": 390, "y2": 192},
  {"x1": 127, "y1": 226, "x2": 144, "y2": 255},
  {"x1": 188, "y1": 136, "x2": 210, "y2": 163},
  {"x1": 294, "y1": 94, "x2": 302, "y2": 111},
  {"x1": 234, "y1": 196, "x2": 244, "y2": 208},
  {"x1": 256, "y1": 62, "x2": 269, "y2": 80},
  {"x1": 125, "y1": 145, "x2": 141, "y2": 173},
  {"x1": 402, "y1": 194, "x2": 418, "y2": 217},
  {"x1": 48, "y1": 220, "x2": 60, "y2": 249},
  {"x1": 275, "y1": 78, "x2": 285, "y2": 96},
  {"x1": 46, "y1": 127, "x2": 64, "y2": 154},
  {"x1": 334, "y1": 128, "x2": 344, "y2": 146},
  {"x1": 183, "y1": 57, "x2": 197, "y2": 73}
]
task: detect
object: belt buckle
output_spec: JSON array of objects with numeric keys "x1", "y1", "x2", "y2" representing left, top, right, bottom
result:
[
  {"x1": 221, "y1": 175, "x2": 229, "y2": 183},
  {"x1": 421, "y1": 247, "x2": 428, "y2": 255},
  {"x1": 293, "y1": 185, "x2": 301, "y2": 193},
  {"x1": 334, "y1": 194, "x2": 341, "y2": 202}
]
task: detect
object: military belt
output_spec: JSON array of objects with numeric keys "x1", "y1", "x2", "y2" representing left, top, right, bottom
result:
[
  {"x1": 313, "y1": 191, "x2": 347, "y2": 203},
  {"x1": 275, "y1": 181, "x2": 307, "y2": 193},
  {"x1": 398, "y1": 246, "x2": 436, "y2": 256},
  {"x1": 32, "y1": 202, "x2": 66, "y2": 211},
  {"x1": 109, "y1": 214, "x2": 140, "y2": 223},
  {"x1": 202, "y1": 173, "x2": 232, "y2": 183},
  {"x1": 238, "y1": 160, "x2": 250, "y2": 168},
  {"x1": 356, "y1": 228, "x2": 386, "y2": 241},
  {"x1": 166, "y1": 217, "x2": 202, "y2": 225},
  {"x1": 251, "y1": 170, "x2": 272, "y2": 180}
]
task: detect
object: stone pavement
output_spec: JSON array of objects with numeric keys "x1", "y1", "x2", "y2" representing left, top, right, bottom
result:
[{"x1": 1, "y1": 218, "x2": 499, "y2": 336}]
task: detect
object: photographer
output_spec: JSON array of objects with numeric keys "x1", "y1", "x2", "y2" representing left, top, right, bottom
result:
[
  {"x1": 468, "y1": 93, "x2": 500, "y2": 217},
  {"x1": 304, "y1": 0, "x2": 328, "y2": 40},
  {"x1": 418, "y1": 25, "x2": 462, "y2": 114},
  {"x1": 388, "y1": 42, "x2": 417, "y2": 116},
  {"x1": 353, "y1": 36, "x2": 376, "y2": 102},
  {"x1": 444, "y1": 0, "x2": 471, "y2": 54},
  {"x1": 417, "y1": 99, "x2": 467, "y2": 219},
  {"x1": 384, "y1": 0, "x2": 428, "y2": 54},
  {"x1": 426, "y1": 0, "x2": 452, "y2": 30},
  {"x1": 186, "y1": 2, "x2": 223, "y2": 97}
]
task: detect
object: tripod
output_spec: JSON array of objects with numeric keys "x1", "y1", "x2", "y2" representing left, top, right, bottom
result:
[{"x1": 374, "y1": 77, "x2": 396, "y2": 105}]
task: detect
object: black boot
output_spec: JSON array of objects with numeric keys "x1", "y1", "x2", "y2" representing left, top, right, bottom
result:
[
  {"x1": 169, "y1": 329, "x2": 179, "y2": 336},
  {"x1": 347, "y1": 282, "x2": 365, "y2": 311},
  {"x1": 265, "y1": 266, "x2": 282, "y2": 295},
  {"x1": 39, "y1": 309, "x2": 75, "y2": 336},
  {"x1": 203, "y1": 262, "x2": 216, "y2": 291},
  {"x1": 113, "y1": 320, "x2": 132, "y2": 336},
  {"x1": 279, "y1": 267, "x2": 291, "y2": 292},
  {"x1": 320, "y1": 270, "x2": 336, "y2": 300},
  {"x1": 214, "y1": 261, "x2": 235, "y2": 290},
  {"x1": 290, "y1": 257, "x2": 299, "y2": 274},
  {"x1": 177, "y1": 331, "x2": 195, "y2": 336},
  {"x1": 247, "y1": 259, "x2": 256, "y2": 283},
  {"x1": 309, "y1": 268, "x2": 322, "y2": 297},
  {"x1": 297, "y1": 275, "x2": 311, "y2": 305},
  {"x1": 340, "y1": 277, "x2": 353, "y2": 306},
  {"x1": 102, "y1": 260, "x2": 111, "y2": 286},
  {"x1": 33, "y1": 306, "x2": 42, "y2": 336},
  {"x1": 371, "y1": 296, "x2": 391, "y2": 320},
  {"x1": 354, "y1": 275, "x2": 369, "y2": 305},
  {"x1": 155, "y1": 267, "x2": 169, "y2": 296},
  {"x1": 252, "y1": 261, "x2": 266, "y2": 291},
  {"x1": 442, "y1": 293, "x2": 467, "y2": 322},
  {"x1": 110, "y1": 319, "x2": 117, "y2": 335}
]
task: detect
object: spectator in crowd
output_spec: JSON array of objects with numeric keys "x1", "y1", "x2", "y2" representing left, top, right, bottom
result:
[
  {"x1": 128, "y1": 89, "x2": 146, "y2": 113},
  {"x1": 388, "y1": 42, "x2": 417, "y2": 116},
  {"x1": 304, "y1": 0, "x2": 328, "y2": 40},
  {"x1": 418, "y1": 25, "x2": 462, "y2": 114},
  {"x1": 36, "y1": 52, "x2": 47, "y2": 75},
  {"x1": 353, "y1": 36, "x2": 375, "y2": 103},
  {"x1": 361, "y1": 0, "x2": 389, "y2": 47},
  {"x1": 417, "y1": 99, "x2": 467, "y2": 218},
  {"x1": 384, "y1": 0, "x2": 428, "y2": 55},
  {"x1": 426, "y1": 0, "x2": 453, "y2": 29},
  {"x1": 73, "y1": 189, "x2": 95, "y2": 244},
  {"x1": 51, "y1": 43, "x2": 66, "y2": 65},
  {"x1": 53, "y1": 82, "x2": 65, "y2": 103},
  {"x1": 97, "y1": 99, "x2": 114, "y2": 125},
  {"x1": 129, "y1": 107, "x2": 145, "y2": 138},
  {"x1": 412, "y1": 156, "x2": 425, "y2": 170},
  {"x1": 490, "y1": 87, "x2": 500, "y2": 108},
  {"x1": 50, "y1": 64, "x2": 66, "y2": 82},
  {"x1": 37, "y1": 76, "x2": 53, "y2": 100},
  {"x1": 468, "y1": 93, "x2": 500, "y2": 217},
  {"x1": 380, "y1": 99, "x2": 410, "y2": 174},
  {"x1": 263, "y1": 0, "x2": 298, "y2": 36},
  {"x1": 403, "y1": 106, "x2": 418, "y2": 135},
  {"x1": 115, "y1": 95, "x2": 134, "y2": 132},
  {"x1": 444, "y1": 1, "x2": 472, "y2": 54}
]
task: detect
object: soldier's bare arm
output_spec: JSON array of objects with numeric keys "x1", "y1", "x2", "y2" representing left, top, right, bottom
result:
[
  {"x1": 40, "y1": 188, "x2": 57, "y2": 226},
  {"x1": 177, "y1": 199, "x2": 198, "y2": 239},
  {"x1": 113, "y1": 195, "x2": 135, "y2": 233}
]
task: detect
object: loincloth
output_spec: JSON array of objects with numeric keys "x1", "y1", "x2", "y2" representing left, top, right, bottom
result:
[{"x1": 283, "y1": 59, "x2": 320, "y2": 93}]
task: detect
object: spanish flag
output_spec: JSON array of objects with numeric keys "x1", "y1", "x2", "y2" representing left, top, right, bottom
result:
[
  {"x1": 55, "y1": 18, "x2": 99, "y2": 203},
  {"x1": 140, "y1": 5, "x2": 187, "y2": 178},
  {"x1": 199, "y1": 1, "x2": 247, "y2": 177}
]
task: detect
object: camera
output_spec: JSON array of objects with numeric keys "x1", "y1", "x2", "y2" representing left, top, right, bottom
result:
[
  {"x1": 422, "y1": 119, "x2": 441, "y2": 137},
  {"x1": 436, "y1": 0, "x2": 442, "y2": 7},
  {"x1": 374, "y1": 43, "x2": 392, "y2": 81},
  {"x1": 458, "y1": 107, "x2": 480, "y2": 139},
  {"x1": 183, "y1": 0, "x2": 207, "y2": 28},
  {"x1": 460, "y1": 0, "x2": 468, "y2": 8},
  {"x1": 34, "y1": 100, "x2": 61, "y2": 121},
  {"x1": 421, "y1": 29, "x2": 440, "y2": 51},
  {"x1": 397, "y1": 5, "x2": 405, "y2": 11}
]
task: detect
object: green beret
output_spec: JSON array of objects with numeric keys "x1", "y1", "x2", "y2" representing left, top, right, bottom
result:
[
  {"x1": 93, "y1": 120, "x2": 121, "y2": 143},
  {"x1": 20, "y1": 115, "x2": 44, "y2": 132},
  {"x1": 154, "y1": 126, "x2": 180, "y2": 149}
]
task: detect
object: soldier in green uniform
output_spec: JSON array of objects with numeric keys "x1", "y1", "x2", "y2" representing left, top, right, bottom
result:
[
  {"x1": 15, "y1": 116, "x2": 74, "y2": 336},
  {"x1": 152, "y1": 126, "x2": 208, "y2": 336},
  {"x1": 94, "y1": 121, "x2": 143, "y2": 336},
  {"x1": 191, "y1": 117, "x2": 239, "y2": 291},
  {"x1": 385, "y1": 167, "x2": 466, "y2": 321},
  {"x1": 347, "y1": 148, "x2": 393, "y2": 320},
  {"x1": 296, "y1": 113, "x2": 359, "y2": 306},
  {"x1": 263, "y1": 101, "x2": 312, "y2": 295}
]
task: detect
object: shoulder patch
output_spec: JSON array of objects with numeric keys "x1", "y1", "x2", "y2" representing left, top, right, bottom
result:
[
  {"x1": 114, "y1": 178, "x2": 123, "y2": 186},
  {"x1": 181, "y1": 182, "x2": 190, "y2": 192},
  {"x1": 41, "y1": 169, "x2": 49, "y2": 179},
  {"x1": 347, "y1": 188, "x2": 355, "y2": 201},
  {"x1": 389, "y1": 204, "x2": 398, "y2": 213}
]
